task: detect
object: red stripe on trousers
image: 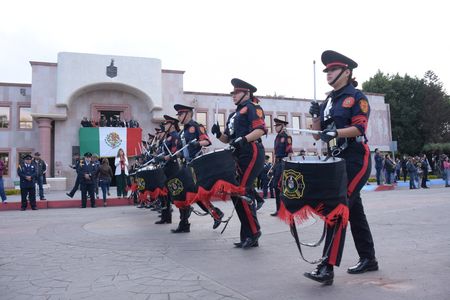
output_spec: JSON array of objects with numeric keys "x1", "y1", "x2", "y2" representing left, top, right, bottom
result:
[
  {"x1": 242, "y1": 199, "x2": 258, "y2": 234},
  {"x1": 328, "y1": 225, "x2": 343, "y2": 266},
  {"x1": 347, "y1": 143, "x2": 370, "y2": 197},
  {"x1": 240, "y1": 143, "x2": 258, "y2": 187},
  {"x1": 203, "y1": 200, "x2": 219, "y2": 219}
]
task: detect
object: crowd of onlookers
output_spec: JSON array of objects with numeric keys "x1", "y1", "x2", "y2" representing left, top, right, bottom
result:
[
  {"x1": 81, "y1": 115, "x2": 140, "y2": 128},
  {"x1": 374, "y1": 149, "x2": 450, "y2": 189}
]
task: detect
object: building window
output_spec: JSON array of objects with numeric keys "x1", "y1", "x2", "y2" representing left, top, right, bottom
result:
[
  {"x1": 305, "y1": 116, "x2": 313, "y2": 130},
  {"x1": 265, "y1": 115, "x2": 272, "y2": 134},
  {"x1": 196, "y1": 111, "x2": 208, "y2": 129},
  {"x1": 17, "y1": 151, "x2": 33, "y2": 166},
  {"x1": 0, "y1": 106, "x2": 10, "y2": 128},
  {"x1": 217, "y1": 112, "x2": 225, "y2": 132},
  {"x1": 0, "y1": 152, "x2": 10, "y2": 177},
  {"x1": 292, "y1": 116, "x2": 301, "y2": 135},
  {"x1": 19, "y1": 107, "x2": 33, "y2": 129}
]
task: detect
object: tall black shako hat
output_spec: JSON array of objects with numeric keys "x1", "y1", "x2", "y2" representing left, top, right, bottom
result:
[
  {"x1": 274, "y1": 118, "x2": 288, "y2": 125},
  {"x1": 174, "y1": 104, "x2": 194, "y2": 114},
  {"x1": 321, "y1": 50, "x2": 358, "y2": 72},
  {"x1": 230, "y1": 78, "x2": 257, "y2": 94}
]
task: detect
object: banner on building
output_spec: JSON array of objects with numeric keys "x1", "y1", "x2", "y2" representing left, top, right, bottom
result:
[{"x1": 79, "y1": 128, "x2": 142, "y2": 157}]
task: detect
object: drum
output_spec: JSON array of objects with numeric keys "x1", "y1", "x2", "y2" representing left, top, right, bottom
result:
[
  {"x1": 135, "y1": 165, "x2": 167, "y2": 199},
  {"x1": 279, "y1": 156, "x2": 349, "y2": 226},
  {"x1": 190, "y1": 149, "x2": 244, "y2": 202},
  {"x1": 167, "y1": 166, "x2": 198, "y2": 208}
]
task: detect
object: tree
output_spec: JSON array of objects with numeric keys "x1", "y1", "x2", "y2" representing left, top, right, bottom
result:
[{"x1": 362, "y1": 70, "x2": 450, "y2": 155}]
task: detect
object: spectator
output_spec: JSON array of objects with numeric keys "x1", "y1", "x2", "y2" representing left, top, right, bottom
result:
[
  {"x1": 17, "y1": 154, "x2": 38, "y2": 210},
  {"x1": 420, "y1": 154, "x2": 430, "y2": 188},
  {"x1": 442, "y1": 155, "x2": 449, "y2": 187},
  {"x1": 129, "y1": 119, "x2": 140, "y2": 128},
  {"x1": 107, "y1": 116, "x2": 113, "y2": 127},
  {"x1": 81, "y1": 117, "x2": 92, "y2": 127},
  {"x1": 114, "y1": 148, "x2": 129, "y2": 198},
  {"x1": 415, "y1": 156, "x2": 422, "y2": 188},
  {"x1": 99, "y1": 115, "x2": 107, "y2": 127},
  {"x1": 92, "y1": 154, "x2": 100, "y2": 199},
  {"x1": 374, "y1": 148, "x2": 383, "y2": 185},
  {"x1": 97, "y1": 158, "x2": 113, "y2": 206},
  {"x1": 401, "y1": 155, "x2": 408, "y2": 182},
  {"x1": 394, "y1": 157, "x2": 401, "y2": 183},
  {"x1": 32, "y1": 152, "x2": 47, "y2": 200},
  {"x1": 0, "y1": 158, "x2": 7, "y2": 204},
  {"x1": 406, "y1": 157, "x2": 417, "y2": 189},
  {"x1": 384, "y1": 154, "x2": 395, "y2": 185}
]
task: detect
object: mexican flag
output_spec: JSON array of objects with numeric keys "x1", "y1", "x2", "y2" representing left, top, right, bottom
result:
[{"x1": 79, "y1": 127, "x2": 142, "y2": 157}]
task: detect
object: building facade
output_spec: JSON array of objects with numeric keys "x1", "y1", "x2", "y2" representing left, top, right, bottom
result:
[{"x1": 0, "y1": 52, "x2": 392, "y2": 189}]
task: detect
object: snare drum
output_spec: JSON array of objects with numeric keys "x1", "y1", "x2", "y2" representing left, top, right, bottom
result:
[
  {"x1": 135, "y1": 166, "x2": 168, "y2": 199},
  {"x1": 190, "y1": 149, "x2": 244, "y2": 202},
  {"x1": 167, "y1": 166, "x2": 197, "y2": 208},
  {"x1": 279, "y1": 156, "x2": 349, "y2": 226}
]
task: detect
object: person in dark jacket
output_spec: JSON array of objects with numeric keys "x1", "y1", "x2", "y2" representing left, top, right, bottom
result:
[
  {"x1": 97, "y1": 158, "x2": 113, "y2": 206},
  {"x1": 32, "y1": 152, "x2": 47, "y2": 200},
  {"x1": 17, "y1": 154, "x2": 38, "y2": 210},
  {"x1": 78, "y1": 152, "x2": 97, "y2": 208}
]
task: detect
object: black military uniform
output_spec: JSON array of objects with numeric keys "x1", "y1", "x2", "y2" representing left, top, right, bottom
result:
[
  {"x1": 260, "y1": 155, "x2": 272, "y2": 198},
  {"x1": 215, "y1": 78, "x2": 266, "y2": 248},
  {"x1": 77, "y1": 152, "x2": 97, "y2": 208},
  {"x1": 156, "y1": 116, "x2": 180, "y2": 225},
  {"x1": 304, "y1": 50, "x2": 377, "y2": 285},
  {"x1": 67, "y1": 155, "x2": 81, "y2": 198},
  {"x1": 171, "y1": 105, "x2": 224, "y2": 233},
  {"x1": 17, "y1": 154, "x2": 37, "y2": 210},
  {"x1": 271, "y1": 118, "x2": 293, "y2": 216}
]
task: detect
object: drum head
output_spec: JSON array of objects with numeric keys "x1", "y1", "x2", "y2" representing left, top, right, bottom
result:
[{"x1": 284, "y1": 155, "x2": 344, "y2": 164}]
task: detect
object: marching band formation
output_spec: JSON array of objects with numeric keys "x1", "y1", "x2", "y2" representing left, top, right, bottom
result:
[{"x1": 117, "y1": 50, "x2": 377, "y2": 285}]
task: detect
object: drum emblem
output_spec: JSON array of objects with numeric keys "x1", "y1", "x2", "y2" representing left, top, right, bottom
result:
[
  {"x1": 136, "y1": 177, "x2": 145, "y2": 191},
  {"x1": 168, "y1": 178, "x2": 184, "y2": 196},
  {"x1": 282, "y1": 169, "x2": 305, "y2": 199}
]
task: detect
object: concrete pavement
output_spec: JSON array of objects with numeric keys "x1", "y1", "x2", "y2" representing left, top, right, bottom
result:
[{"x1": 0, "y1": 187, "x2": 449, "y2": 299}]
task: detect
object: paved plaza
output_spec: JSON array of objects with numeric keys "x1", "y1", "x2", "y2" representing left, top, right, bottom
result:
[{"x1": 1, "y1": 187, "x2": 449, "y2": 300}]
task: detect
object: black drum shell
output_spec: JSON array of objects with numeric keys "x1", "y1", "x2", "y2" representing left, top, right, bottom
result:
[{"x1": 136, "y1": 168, "x2": 166, "y2": 192}]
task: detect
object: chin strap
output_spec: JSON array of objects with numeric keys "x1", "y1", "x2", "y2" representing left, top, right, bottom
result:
[
  {"x1": 329, "y1": 68, "x2": 347, "y2": 85},
  {"x1": 235, "y1": 92, "x2": 247, "y2": 106}
]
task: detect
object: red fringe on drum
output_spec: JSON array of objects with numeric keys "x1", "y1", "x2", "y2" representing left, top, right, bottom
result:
[
  {"x1": 195, "y1": 180, "x2": 245, "y2": 202},
  {"x1": 173, "y1": 191, "x2": 197, "y2": 208},
  {"x1": 277, "y1": 201, "x2": 349, "y2": 228},
  {"x1": 138, "y1": 188, "x2": 168, "y2": 202}
]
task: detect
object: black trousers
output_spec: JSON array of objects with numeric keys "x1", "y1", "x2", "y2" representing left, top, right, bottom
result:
[
  {"x1": 69, "y1": 176, "x2": 80, "y2": 197},
  {"x1": 232, "y1": 142, "x2": 264, "y2": 242},
  {"x1": 81, "y1": 183, "x2": 95, "y2": 207},
  {"x1": 21, "y1": 187, "x2": 36, "y2": 209},
  {"x1": 273, "y1": 160, "x2": 284, "y2": 212},
  {"x1": 323, "y1": 145, "x2": 375, "y2": 266}
]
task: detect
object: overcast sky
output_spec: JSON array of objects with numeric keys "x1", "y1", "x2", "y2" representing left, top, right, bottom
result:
[{"x1": 1, "y1": 0, "x2": 448, "y2": 99}]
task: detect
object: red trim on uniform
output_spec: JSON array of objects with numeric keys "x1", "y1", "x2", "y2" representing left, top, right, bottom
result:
[
  {"x1": 252, "y1": 119, "x2": 265, "y2": 129},
  {"x1": 328, "y1": 225, "x2": 343, "y2": 266},
  {"x1": 351, "y1": 115, "x2": 368, "y2": 132},
  {"x1": 347, "y1": 143, "x2": 370, "y2": 197},
  {"x1": 242, "y1": 199, "x2": 258, "y2": 234},
  {"x1": 240, "y1": 143, "x2": 258, "y2": 187},
  {"x1": 326, "y1": 62, "x2": 348, "y2": 69},
  {"x1": 201, "y1": 199, "x2": 219, "y2": 219}
]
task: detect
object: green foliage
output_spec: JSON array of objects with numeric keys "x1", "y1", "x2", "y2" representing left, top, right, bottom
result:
[
  {"x1": 363, "y1": 70, "x2": 450, "y2": 155},
  {"x1": 423, "y1": 143, "x2": 450, "y2": 153},
  {"x1": 5, "y1": 189, "x2": 21, "y2": 195}
]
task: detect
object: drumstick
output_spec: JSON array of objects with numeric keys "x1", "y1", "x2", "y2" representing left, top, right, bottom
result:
[
  {"x1": 171, "y1": 139, "x2": 197, "y2": 157},
  {"x1": 285, "y1": 128, "x2": 336, "y2": 137}
]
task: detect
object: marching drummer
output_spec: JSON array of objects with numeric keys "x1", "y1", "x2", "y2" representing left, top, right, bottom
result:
[
  {"x1": 270, "y1": 118, "x2": 293, "y2": 217},
  {"x1": 154, "y1": 115, "x2": 181, "y2": 224},
  {"x1": 171, "y1": 104, "x2": 225, "y2": 233},
  {"x1": 304, "y1": 50, "x2": 378, "y2": 284},
  {"x1": 211, "y1": 78, "x2": 266, "y2": 249}
]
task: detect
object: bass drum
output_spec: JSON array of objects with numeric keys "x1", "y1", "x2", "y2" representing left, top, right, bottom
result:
[
  {"x1": 190, "y1": 149, "x2": 243, "y2": 201},
  {"x1": 280, "y1": 156, "x2": 348, "y2": 224},
  {"x1": 167, "y1": 166, "x2": 197, "y2": 208}
]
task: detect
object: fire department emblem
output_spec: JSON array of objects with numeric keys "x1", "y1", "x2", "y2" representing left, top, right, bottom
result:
[
  {"x1": 105, "y1": 132, "x2": 122, "y2": 149},
  {"x1": 282, "y1": 169, "x2": 305, "y2": 199},
  {"x1": 136, "y1": 177, "x2": 145, "y2": 191},
  {"x1": 168, "y1": 178, "x2": 184, "y2": 196}
]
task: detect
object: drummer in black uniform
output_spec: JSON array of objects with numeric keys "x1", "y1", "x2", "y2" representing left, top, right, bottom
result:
[
  {"x1": 270, "y1": 118, "x2": 293, "y2": 216},
  {"x1": 211, "y1": 78, "x2": 266, "y2": 249},
  {"x1": 304, "y1": 50, "x2": 378, "y2": 285},
  {"x1": 154, "y1": 115, "x2": 180, "y2": 224},
  {"x1": 171, "y1": 104, "x2": 224, "y2": 233}
]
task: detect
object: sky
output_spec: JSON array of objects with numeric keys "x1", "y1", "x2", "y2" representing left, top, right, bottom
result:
[{"x1": 1, "y1": 0, "x2": 449, "y2": 100}]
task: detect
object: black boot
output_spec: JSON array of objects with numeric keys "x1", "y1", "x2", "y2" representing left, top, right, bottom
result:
[
  {"x1": 155, "y1": 206, "x2": 172, "y2": 224},
  {"x1": 304, "y1": 263, "x2": 334, "y2": 285},
  {"x1": 171, "y1": 208, "x2": 190, "y2": 233}
]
